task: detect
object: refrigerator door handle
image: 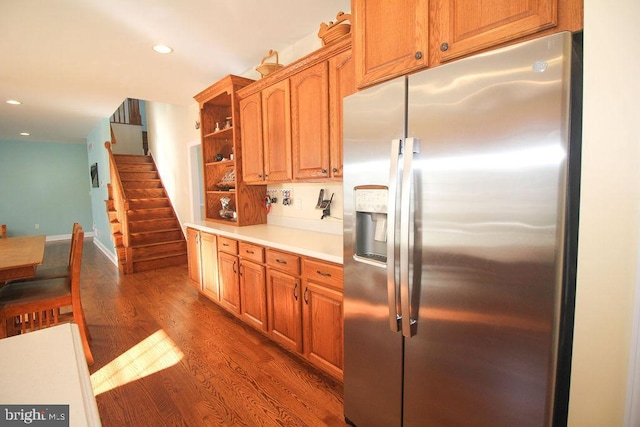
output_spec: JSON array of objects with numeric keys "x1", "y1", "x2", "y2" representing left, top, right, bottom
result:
[
  {"x1": 400, "y1": 137, "x2": 418, "y2": 337},
  {"x1": 386, "y1": 138, "x2": 402, "y2": 332}
]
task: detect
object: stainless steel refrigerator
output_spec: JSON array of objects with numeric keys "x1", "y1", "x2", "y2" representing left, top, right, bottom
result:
[{"x1": 342, "y1": 31, "x2": 582, "y2": 427}]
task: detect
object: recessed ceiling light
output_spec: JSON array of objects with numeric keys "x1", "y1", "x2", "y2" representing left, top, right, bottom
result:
[
  {"x1": 6, "y1": 99, "x2": 22, "y2": 105},
  {"x1": 20, "y1": 132, "x2": 30, "y2": 136},
  {"x1": 153, "y1": 44, "x2": 173, "y2": 54}
]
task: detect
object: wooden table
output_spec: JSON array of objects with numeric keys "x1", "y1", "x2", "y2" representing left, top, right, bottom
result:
[{"x1": 0, "y1": 235, "x2": 46, "y2": 282}]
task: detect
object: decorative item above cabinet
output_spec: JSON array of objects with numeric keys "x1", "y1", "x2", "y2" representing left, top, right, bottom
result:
[{"x1": 318, "y1": 11, "x2": 352, "y2": 46}]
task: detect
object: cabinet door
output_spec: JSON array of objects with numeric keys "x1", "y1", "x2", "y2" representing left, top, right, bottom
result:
[
  {"x1": 200, "y1": 232, "x2": 218, "y2": 301},
  {"x1": 262, "y1": 80, "x2": 292, "y2": 182},
  {"x1": 329, "y1": 48, "x2": 356, "y2": 179},
  {"x1": 239, "y1": 92, "x2": 265, "y2": 183},
  {"x1": 430, "y1": 0, "x2": 558, "y2": 63},
  {"x1": 218, "y1": 252, "x2": 240, "y2": 314},
  {"x1": 302, "y1": 281, "x2": 344, "y2": 381},
  {"x1": 266, "y1": 268, "x2": 302, "y2": 353},
  {"x1": 240, "y1": 260, "x2": 267, "y2": 331},
  {"x1": 186, "y1": 228, "x2": 201, "y2": 289},
  {"x1": 353, "y1": 0, "x2": 429, "y2": 88},
  {"x1": 291, "y1": 62, "x2": 330, "y2": 180}
]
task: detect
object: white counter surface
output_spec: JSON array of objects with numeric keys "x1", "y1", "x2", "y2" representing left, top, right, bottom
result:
[
  {"x1": 0, "y1": 323, "x2": 101, "y2": 426},
  {"x1": 185, "y1": 221, "x2": 344, "y2": 265}
]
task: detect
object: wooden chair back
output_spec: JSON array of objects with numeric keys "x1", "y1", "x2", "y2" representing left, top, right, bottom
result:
[
  {"x1": 0, "y1": 224, "x2": 6, "y2": 239},
  {"x1": 68, "y1": 222, "x2": 81, "y2": 268},
  {"x1": 0, "y1": 225, "x2": 93, "y2": 365}
]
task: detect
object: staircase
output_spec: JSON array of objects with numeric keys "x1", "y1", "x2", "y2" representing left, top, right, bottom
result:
[{"x1": 105, "y1": 146, "x2": 187, "y2": 274}]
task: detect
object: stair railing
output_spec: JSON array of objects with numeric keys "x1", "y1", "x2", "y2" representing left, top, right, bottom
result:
[{"x1": 104, "y1": 141, "x2": 131, "y2": 253}]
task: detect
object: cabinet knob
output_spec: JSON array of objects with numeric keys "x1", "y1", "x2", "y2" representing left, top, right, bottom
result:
[
  {"x1": 415, "y1": 51, "x2": 423, "y2": 60},
  {"x1": 440, "y1": 42, "x2": 449, "y2": 52},
  {"x1": 322, "y1": 169, "x2": 328, "y2": 174},
  {"x1": 332, "y1": 167, "x2": 338, "y2": 173}
]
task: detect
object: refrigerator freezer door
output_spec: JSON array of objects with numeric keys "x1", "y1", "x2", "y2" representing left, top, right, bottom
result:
[
  {"x1": 343, "y1": 77, "x2": 406, "y2": 427},
  {"x1": 402, "y1": 32, "x2": 573, "y2": 426}
]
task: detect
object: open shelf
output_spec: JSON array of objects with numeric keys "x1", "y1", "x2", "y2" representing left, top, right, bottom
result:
[{"x1": 194, "y1": 75, "x2": 267, "y2": 226}]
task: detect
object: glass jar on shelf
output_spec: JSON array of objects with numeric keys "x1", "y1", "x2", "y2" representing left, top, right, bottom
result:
[{"x1": 219, "y1": 197, "x2": 236, "y2": 220}]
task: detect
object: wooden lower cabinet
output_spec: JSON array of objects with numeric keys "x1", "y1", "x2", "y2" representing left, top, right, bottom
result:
[
  {"x1": 266, "y1": 268, "x2": 302, "y2": 353},
  {"x1": 186, "y1": 228, "x2": 201, "y2": 289},
  {"x1": 218, "y1": 249, "x2": 240, "y2": 315},
  {"x1": 186, "y1": 230, "x2": 343, "y2": 381},
  {"x1": 186, "y1": 228, "x2": 218, "y2": 299},
  {"x1": 302, "y1": 259, "x2": 344, "y2": 381},
  {"x1": 199, "y1": 232, "x2": 218, "y2": 301},
  {"x1": 239, "y1": 259, "x2": 267, "y2": 331}
]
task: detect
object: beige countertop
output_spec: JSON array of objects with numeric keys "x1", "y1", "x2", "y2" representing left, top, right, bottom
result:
[
  {"x1": 0, "y1": 323, "x2": 101, "y2": 426},
  {"x1": 184, "y1": 221, "x2": 344, "y2": 265}
]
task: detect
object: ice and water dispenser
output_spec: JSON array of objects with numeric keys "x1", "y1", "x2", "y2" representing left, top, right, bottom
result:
[{"x1": 354, "y1": 186, "x2": 388, "y2": 265}]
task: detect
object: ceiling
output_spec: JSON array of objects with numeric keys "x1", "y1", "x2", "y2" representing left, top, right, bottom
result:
[{"x1": 0, "y1": 0, "x2": 350, "y2": 144}]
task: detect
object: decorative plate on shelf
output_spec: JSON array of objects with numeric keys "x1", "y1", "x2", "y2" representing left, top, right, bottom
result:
[{"x1": 217, "y1": 169, "x2": 235, "y2": 190}]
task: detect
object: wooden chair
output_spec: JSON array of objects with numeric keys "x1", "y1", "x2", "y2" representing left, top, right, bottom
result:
[
  {"x1": 0, "y1": 224, "x2": 6, "y2": 239},
  {"x1": 6, "y1": 223, "x2": 81, "y2": 284},
  {"x1": 0, "y1": 225, "x2": 93, "y2": 365}
]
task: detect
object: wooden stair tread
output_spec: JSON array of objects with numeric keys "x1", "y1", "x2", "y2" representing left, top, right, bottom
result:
[
  {"x1": 130, "y1": 238, "x2": 185, "y2": 247},
  {"x1": 129, "y1": 228, "x2": 182, "y2": 236},
  {"x1": 108, "y1": 148, "x2": 187, "y2": 274}
]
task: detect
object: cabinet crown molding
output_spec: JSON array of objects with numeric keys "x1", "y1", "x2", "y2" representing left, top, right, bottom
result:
[{"x1": 238, "y1": 36, "x2": 351, "y2": 99}]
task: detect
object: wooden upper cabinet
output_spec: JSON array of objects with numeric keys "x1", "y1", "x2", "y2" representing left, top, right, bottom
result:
[
  {"x1": 239, "y1": 92, "x2": 265, "y2": 183},
  {"x1": 430, "y1": 0, "x2": 559, "y2": 63},
  {"x1": 291, "y1": 61, "x2": 330, "y2": 180},
  {"x1": 353, "y1": 0, "x2": 429, "y2": 88},
  {"x1": 261, "y1": 79, "x2": 292, "y2": 182},
  {"x1": 328, "y1": 48, "x2": 356, "y2": 179}
]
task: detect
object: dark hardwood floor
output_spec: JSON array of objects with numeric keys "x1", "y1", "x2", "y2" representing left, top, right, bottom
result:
[{"x1": 45, "y1": 238, "x2": 346, "y2": 426}]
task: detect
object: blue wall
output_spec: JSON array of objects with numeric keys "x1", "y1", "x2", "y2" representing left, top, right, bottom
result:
[
  {"x1": 0, "y1": 140, "x2": 93, "y2": 237},
  {"x1": 86, "y1": 118, "x2": 115, "y2": 256}
]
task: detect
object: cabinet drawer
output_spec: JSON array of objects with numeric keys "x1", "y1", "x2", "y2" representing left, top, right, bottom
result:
[
  {"x1": 217, "y1": 236, "x2": 238, "y2": 254},
  {"x1": 239, "y1": 242, "x2": 264, "y2": 263},
  {"x1": 302, "y1": 259, "x2": 343, "y2": 290},
  {"x1": 266, "y1": 249, "x2": 300, "y2": 276}
]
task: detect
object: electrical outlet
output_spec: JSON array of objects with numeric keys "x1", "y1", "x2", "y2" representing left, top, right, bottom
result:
[
  {"x1": 281, "y1": 188, "x2": 293, "y2": 206},
  {"x1": 35, "y1": 224, "x2": 39, "y2": 229}
]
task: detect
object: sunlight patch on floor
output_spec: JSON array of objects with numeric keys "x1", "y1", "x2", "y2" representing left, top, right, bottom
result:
[{"x1": 90, "y1": 329, "x2": 184, "y2": 396}]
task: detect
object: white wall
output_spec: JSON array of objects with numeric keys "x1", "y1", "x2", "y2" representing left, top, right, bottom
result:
[
  {"x1": 569, "y1": 1, "x2": 640, "y2": 426},
  {"x1": 145, "y1": 101, "x2": 200, "y2": 227},
  {"x1": 110, "y1": 123, "x2": 144, "y2": 155}
]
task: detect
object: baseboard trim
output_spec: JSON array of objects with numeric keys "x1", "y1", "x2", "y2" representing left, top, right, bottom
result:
[{"x1": 92, "y1": 238, "x2": 118, "y2": 267}]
